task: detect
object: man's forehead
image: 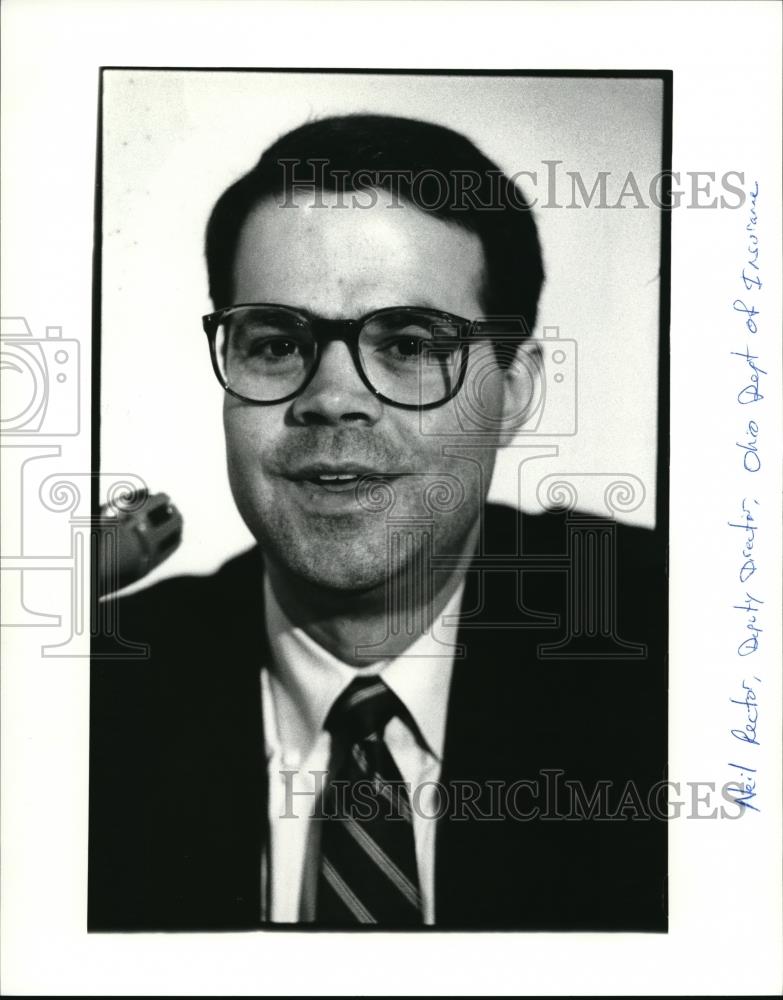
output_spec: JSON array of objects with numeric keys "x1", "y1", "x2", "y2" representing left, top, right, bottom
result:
[{"x1": 231, "y1": 189, "x2": 487, "y2": 319}]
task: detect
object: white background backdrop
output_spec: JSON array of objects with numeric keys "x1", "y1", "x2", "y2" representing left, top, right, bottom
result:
[
  {"x1": 101, "y1": 71, "x2": 662, "y2": 584},
  {"x1": 1, "y1": 1, "x2": 781, "y2": 996}
]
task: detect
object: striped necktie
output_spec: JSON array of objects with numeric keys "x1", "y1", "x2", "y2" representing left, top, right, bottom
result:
[{"x1": 315, "y1": 676, "x2": 423, "y2": 926}]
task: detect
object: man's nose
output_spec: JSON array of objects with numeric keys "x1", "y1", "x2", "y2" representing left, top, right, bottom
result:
[{"x1": 290, "y1": 339, "x2": 383, "y2": 425}]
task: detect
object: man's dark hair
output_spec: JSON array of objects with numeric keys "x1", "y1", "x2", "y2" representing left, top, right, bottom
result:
[{"x1": 205, "y1": 113, "x2": 545, "y2": 360}]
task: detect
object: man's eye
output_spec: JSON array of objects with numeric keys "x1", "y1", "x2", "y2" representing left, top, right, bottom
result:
[
  {"x1": 244, "y1": 336, "x2": 301, "y2": 359},
  {"x1": 390, "y1": 336, "x2": 426, "y2": 359},
  {"x1": 266, "y1": 339, "x2": 298, "y2": 358}
]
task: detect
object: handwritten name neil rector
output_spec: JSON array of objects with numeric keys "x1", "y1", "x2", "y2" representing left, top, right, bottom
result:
[{"x1": 726, "y1": 180, "x2": 763, "y2": 814}]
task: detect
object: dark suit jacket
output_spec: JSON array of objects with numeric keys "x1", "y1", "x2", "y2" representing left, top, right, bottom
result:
[{"x1": 89, "y1": 503, "x2": 667, "y2": 932}]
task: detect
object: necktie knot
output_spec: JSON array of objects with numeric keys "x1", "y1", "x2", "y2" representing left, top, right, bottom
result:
[{"x1": 324, "y1": 676, "x2": 400, "y2": 744}]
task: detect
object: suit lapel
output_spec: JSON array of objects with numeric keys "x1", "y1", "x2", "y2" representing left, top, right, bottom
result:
[
  {"x1": 434, "y1": 506, "x2": 575, "y2": 927},
  {"x1": 157, "y1": 547, "x2": 270, "y2": 929},
  {"x1": 434, "y1": 545, "x2": 543, "y2": 927}
]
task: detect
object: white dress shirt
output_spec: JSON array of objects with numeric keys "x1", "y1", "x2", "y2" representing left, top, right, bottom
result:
[{"x1": 260, "y1": 574, "x2": 464, "y2": 924}]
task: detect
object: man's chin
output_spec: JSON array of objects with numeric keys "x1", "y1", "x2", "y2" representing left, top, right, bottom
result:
[
  {"x1": 258, "y1": 531, "x2": 391, "y2": 595},
  {"x1": 300, "y1": 564, "x2": 387, "y2": 595}
]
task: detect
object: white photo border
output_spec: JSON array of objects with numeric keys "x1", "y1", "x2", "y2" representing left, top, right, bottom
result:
[{"x1": 1, "y1": 1, "x2": 781, "y2": 996}]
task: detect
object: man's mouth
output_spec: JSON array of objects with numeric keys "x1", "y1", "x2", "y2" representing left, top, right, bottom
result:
[
  {"x1": 289, "y1": 465, "x2": 394, "y2": 494},
  {"x1": 307, "y1": 472, "x2": 364, "y2": 492}
]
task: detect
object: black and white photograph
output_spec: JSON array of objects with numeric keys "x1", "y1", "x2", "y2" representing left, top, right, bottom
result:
[
  {"x1": 91, "y1": 70, "x2": 668, "y2": 932},
  {"x1": 1, "y1": 1, "x2": 780, "y2": 996}
]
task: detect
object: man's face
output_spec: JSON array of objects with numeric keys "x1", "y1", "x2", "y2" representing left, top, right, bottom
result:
[{"x1": 225, "y1": 188, "x2": 525, "y2": 596}]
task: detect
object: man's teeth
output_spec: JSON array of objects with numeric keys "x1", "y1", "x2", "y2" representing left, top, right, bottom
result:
[{"x1": 316, "y1": 473, "x2": 359, "y2": 482}]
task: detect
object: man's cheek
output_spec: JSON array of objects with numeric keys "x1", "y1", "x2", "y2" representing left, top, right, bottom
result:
[
  {"x1": 416, "y1": 407, "x2": 461, "y2": 439},
  {"x1": 225, "y1": 410, "x2": 269, "y2": 473},
  {"x1": 224, "y1": 428, "x2": 273, "y2": 521}
]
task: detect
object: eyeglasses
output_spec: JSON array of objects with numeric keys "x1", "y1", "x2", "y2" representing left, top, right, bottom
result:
[{"x1": 202, "y1": 303, "x2": 483, "y2": 410}]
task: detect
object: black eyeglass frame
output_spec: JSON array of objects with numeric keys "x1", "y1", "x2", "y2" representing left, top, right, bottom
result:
[{"x1": 202, "y1": 303, "x2": 492, "y2": 410}]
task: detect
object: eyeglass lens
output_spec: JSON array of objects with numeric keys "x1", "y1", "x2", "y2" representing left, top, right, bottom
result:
[{"x1": 214, "y1": 306, "x2": 464, "y2": 405}]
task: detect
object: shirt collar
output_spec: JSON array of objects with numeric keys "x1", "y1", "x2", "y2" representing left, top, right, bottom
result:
[{"x1": 264, "y1": 574, "x2": 463, "y2": 766}]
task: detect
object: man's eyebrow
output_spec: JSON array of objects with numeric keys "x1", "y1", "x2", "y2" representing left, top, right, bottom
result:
[{"x1": 249, "y1": 301, "x2": 456, "y2": 321}]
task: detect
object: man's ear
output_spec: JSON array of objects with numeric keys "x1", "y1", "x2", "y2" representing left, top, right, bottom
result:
[
  {"x1": 496, "y1": 337, "x2": 543, "y2": 441},
  {"x1": 452, "y1": 336, "x2": 542, "y2": 438}
]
